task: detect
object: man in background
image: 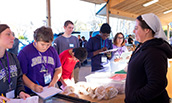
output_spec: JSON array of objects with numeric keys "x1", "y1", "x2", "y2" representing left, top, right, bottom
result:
[
  {"x1": 8, "y1": 32, "x2": 19, "y2": 55},
  {"x1": 81, "y1": 36, "x2": 88, "y2": 65},
  {"x1": 81, "y1": 36, "x2": 87, "y2": 48},
  {"x1": 53, "y1": 20, "x2": 80, "y2": 83},
  {"x1": 128, "y1": 35, "x2": 133, "y2": 45},
  {"x1": 78, "y1": 35, "x2": 82, "y2": 47}
]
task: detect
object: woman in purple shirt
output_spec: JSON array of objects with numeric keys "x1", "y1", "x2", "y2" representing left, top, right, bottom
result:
[{"x1": 110, "y1": 32, "x2": 129, "y2": 72}]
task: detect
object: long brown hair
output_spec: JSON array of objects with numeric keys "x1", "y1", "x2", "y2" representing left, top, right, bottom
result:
[
  {"x1": 0, "y1": 24, "x2": 9, "y2": 34},
  {"x1": 113, "y1": 32, "x2": 125, "y2": 46}
]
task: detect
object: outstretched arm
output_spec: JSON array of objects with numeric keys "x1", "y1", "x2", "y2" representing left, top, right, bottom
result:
[{"x1": 48, "y1": 66, "x2": 62, "y2": 87}]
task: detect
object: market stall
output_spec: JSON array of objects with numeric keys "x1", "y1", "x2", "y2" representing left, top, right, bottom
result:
[
  {"x1": 37, "y1": 93, "x2": 124, "y2": 103},
  {"x1": 79, "y1": 94, "x2": 125, "y2": 103},
  {"x1": 32, "y1": 71, "x2": 127, "y2": 103},
  {"x1": 38, "y1": 93, "x2": 91, "y2": 103},
  {"x1": 38, "y1": 72, "x2": 126, "y2": 103}
]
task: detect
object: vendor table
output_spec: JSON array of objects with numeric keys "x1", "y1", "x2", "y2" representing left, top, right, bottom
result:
[
  {"x1": 79, "y1": 94, "x2": 125, "y2": 103},
  {"x1": 38, "y1": 93, "x2": 91, "y2": 103},
  {"x1": 37, "y1": 93, "x2": 125, "y2": 103}
]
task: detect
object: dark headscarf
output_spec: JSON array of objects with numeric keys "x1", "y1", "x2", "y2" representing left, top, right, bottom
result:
[{"x1": 0, "y1": 24, "x2": 9, "y2": 34}]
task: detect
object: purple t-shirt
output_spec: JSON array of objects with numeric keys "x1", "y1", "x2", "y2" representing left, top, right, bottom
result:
[
  {"x1": 18, "y1": 43, "x2": 61, "y2": 93},
  {"x1": 113, "y1": 45, "x2": 128, "y2": 57}
]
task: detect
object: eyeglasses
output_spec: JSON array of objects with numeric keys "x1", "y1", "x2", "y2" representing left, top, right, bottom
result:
[
  {"x1": 102, "y1": 33, "x2": 110, "y2": 37},
  {"x1": 117, "y1": 37, "x2": 124, "y2": 39}
]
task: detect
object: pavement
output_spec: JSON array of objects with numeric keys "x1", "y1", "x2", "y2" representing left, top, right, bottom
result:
[{"x1": 78, "y1": 59, "x2": 92, "y2": 82}]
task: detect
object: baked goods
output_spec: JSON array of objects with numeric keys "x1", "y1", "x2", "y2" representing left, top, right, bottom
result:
[
  {"x1": 66, "y1": 92, "x2": 79, "y2": 98},
  {"x1": 61, "y1": 82, "x2": 119, "y2": 100},
  {"x1": 62, "y1": 86, "x2": 79, "y2": 98},
  {"x1": 104, "y1": 86, "x2": 118, "y2": 99},
  {"x1": 108, "y1": 82, "x2": 125, "y2": 94},
  {"x1": 62, "y1": 86, "x2": 75, "y2": 94},
  {"x1": 87, "y1": 87, "x2": 96, "y2": 99},
  {"x1": 75, "y1": 82, "x2": 90, "y2": 95},
  {"x1": 95, "y1": 86, "x2": 106, "y2": 100}
]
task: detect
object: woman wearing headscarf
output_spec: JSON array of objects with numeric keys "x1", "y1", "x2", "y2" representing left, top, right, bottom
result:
[
  {"x1": 125, "y1": 13, "x2": 172, "y2": 103},
  {"x1": 0, "y1": 24, "x2": 30, "y2": 102}
]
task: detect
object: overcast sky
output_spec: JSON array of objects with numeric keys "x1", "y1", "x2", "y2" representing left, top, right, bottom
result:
[
  {"x1": 0, "y1": 0, "x2": 135, "y2": 40},
  {"x1": 0, "y1": 0, "x2": 105, "y2": 33},
  {"x1": 0, "y1": 0, "x2": 103, "y2": 25}
]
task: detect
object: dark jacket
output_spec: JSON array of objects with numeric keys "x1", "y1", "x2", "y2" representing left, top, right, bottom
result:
[
  {"x1": 86, "y1": 35, "x2": 113, "y2": 72},
  {"x1": 125, "y1": 38, "x2": 172, "y2": 103},
  {"x1": 128, "y1": 37, "x2": 133, "y2": 44},
  {"x1": 8, "y1": 38, "x2": 19, "y2": 55},
  {"x1": 0, "y1": 51, "x2": 25, "y2": 97}
]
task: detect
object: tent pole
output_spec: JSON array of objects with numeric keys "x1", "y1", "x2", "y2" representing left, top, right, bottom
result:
[
  {"x1": 46, "y1": 0, "x2": 51, "y2": 27},
  {"x1": 106, "y1": 0, "x2": 110, "y2": 24}
]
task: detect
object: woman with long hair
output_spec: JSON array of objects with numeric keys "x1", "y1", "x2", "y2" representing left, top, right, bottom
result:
[{"x1": 110, "y1": 32, "x2": 129, "y2": 72}]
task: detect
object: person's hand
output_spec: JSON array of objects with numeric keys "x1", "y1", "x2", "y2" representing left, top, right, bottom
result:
[
  {"x1": 114, "y1": 58, "x2": 122, "y2": 62},
  {"x1": 94, "y1": 47, "x2": 108, "y2": 56},
  {"x1": 48, "y1": 82, "x2": 55, "y2": 87},
  {"x1": 106, "y1": 52, "x2": 111, "y2": 58},
  {"x1": 33, "y1": 84, "x2": 43, "y2": 93},
  {"x1": 19, "y1": 91, "x2": 30, "y2": 100},
  {"x1": 100, "y1": 47, "x2": 107, "y2": 52},
  {"x1": 62, "y1": 81, "x2": 67, "y2": 87},
  {"x1": 0, "y1": 96, "x2": 9, "y2": 103},
  {"x1": 126, "y1": 56, "x2": 130, "y2": 59}
]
